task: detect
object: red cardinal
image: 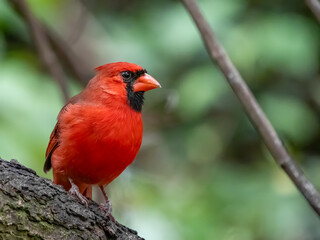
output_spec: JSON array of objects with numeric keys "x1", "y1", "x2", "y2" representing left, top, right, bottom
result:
[{"x1": 44, "y1": 62, "x2": 160, "y2": 213}]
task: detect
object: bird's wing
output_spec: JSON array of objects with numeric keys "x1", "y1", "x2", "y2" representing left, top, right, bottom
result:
[
  {"x1": 43, "y1": 95, "x2": 81, "y2": 173},
  {"x1": 44, "y1": 122, "x2": 60, "y2": 173}
]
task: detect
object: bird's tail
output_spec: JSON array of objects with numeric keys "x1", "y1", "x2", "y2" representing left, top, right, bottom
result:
[
  {"x1": 53, "y1": 171, "x2": 71, "y2": 190},
  {"x1": 83, "y1": 185, "x2": 92, "y2": 199}
]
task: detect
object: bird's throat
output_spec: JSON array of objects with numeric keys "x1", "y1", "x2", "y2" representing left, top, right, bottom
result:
[{"x1": 126, "y1": 84, "x2": 144, "y2": 112}]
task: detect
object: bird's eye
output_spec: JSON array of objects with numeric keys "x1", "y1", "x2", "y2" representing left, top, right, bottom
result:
[{"x1": 121, "y1": 71, "x2": 132, "y2": 80}]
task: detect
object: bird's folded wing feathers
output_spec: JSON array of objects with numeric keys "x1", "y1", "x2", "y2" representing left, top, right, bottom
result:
[
  {"x1": 44, "y1": 123, "x2": 60, "y2": 173},
  {"x1": 44, "y1": 95, "x2": 81, "y2": 173}
]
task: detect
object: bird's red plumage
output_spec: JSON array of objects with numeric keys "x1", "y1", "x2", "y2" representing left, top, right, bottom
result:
[{"x1": 45, "y1": 62, "x2": 159, "y2": 198}]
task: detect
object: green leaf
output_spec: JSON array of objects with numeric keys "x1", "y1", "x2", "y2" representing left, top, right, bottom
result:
[
  {"x1": 260, "y1": 94, "x2": 319, "y2": 145},
  {"x1": 177, "y1": 65, "x2": 228, "y2": 120}
]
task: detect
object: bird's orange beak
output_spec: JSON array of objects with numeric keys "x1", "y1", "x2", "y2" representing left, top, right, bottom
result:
[{"x1": 134, "y1": 74, "x2": 161, "y2": 92}]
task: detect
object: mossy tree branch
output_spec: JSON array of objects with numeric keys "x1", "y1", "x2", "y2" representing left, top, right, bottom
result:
[{"x1": 0, "y1": 158, "x2": 143, "y2": 240}]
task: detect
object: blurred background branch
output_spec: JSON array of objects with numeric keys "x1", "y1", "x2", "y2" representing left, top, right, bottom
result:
[
  {"x1": 46, "y1": 27, "x2": 90, "y2": 86},
  {"x1": 306, "y1": 0, "x2": 320, "y2": 23},
  {"x1": 9, "y1": 0, "x2": 70, "y2": 102},
  {"x1": 181, "y1": 0, "x2": 320, "y2": 215}
]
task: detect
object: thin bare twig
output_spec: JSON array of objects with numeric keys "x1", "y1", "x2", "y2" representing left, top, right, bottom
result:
[
  {"x1": 181, "y1": 0, "x2": 320, "y2": 216},
  {"x1": 306, "y1": 0, "x2": 320, "y2": 23},
  {"x1": 9, "y1": 0, "x2": 70, "y2": 102}
]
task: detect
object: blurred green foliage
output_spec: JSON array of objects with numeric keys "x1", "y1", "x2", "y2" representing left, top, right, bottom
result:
[{"x1": 0, "y1": 0, "x2": 319, "y2": 239}]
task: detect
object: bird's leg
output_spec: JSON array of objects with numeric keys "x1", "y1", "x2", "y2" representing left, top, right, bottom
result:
[
  {"x1": 68, "y1": 178, "x2": 89, "y2": 207},
  {"x1": 99, "y1": 185, "x2": 114, "y2": 221}
]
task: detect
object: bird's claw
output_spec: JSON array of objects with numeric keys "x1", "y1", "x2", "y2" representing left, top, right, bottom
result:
[
  {"x1": 98, "y1": 185, "x2": 115, "y2": 221},
  {"x1": 99, "y1": 200, "x2": 112, "y2": 214},
  {"x1": 68, "y1": 178, "x2": 89, "y2": 207},
  {"x1": 99, "y1": 201, "x2": 115, "y2": 222}
]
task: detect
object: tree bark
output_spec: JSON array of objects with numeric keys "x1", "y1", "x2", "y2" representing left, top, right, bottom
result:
[{"x1": 0, "y1": 158, "x2": 143, "y2": 240}]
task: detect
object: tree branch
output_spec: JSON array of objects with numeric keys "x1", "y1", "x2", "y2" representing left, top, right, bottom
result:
[
  {"x1": 9, "y1": 0, "x2": 70, "y2": 102},
  {"x1": 0, "y1": 158, "x2": 143, "y2": 239},
  {"x1": 306, "y1": 0, "x2": 320, "y2": 23},
  {"x1": 181, "y1": 0, "x2": 320, "y2": 216}
]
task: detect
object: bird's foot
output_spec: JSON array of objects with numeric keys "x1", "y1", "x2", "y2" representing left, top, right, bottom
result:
[
  {"x1": 98, "y1": 185, "x2": 115, "y2": 222},
  {"x1": 99, "y1": 200, "x2": 112, "y2": 215},
  {"x1": 68, "y1": 178, "x2": 89, "y2": 207},
  {"x1": 99, "y1": 201, "x2": 115, "y2": 222}
]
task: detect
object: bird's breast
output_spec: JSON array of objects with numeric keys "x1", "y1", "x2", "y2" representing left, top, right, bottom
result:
[{"x1": 55, "y1": 104, "x2": 143, "y2": 185}]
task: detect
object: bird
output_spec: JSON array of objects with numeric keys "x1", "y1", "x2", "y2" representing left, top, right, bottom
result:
[{"x1": 44, "y1": 62, "x2": 160, "y2": 215}]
